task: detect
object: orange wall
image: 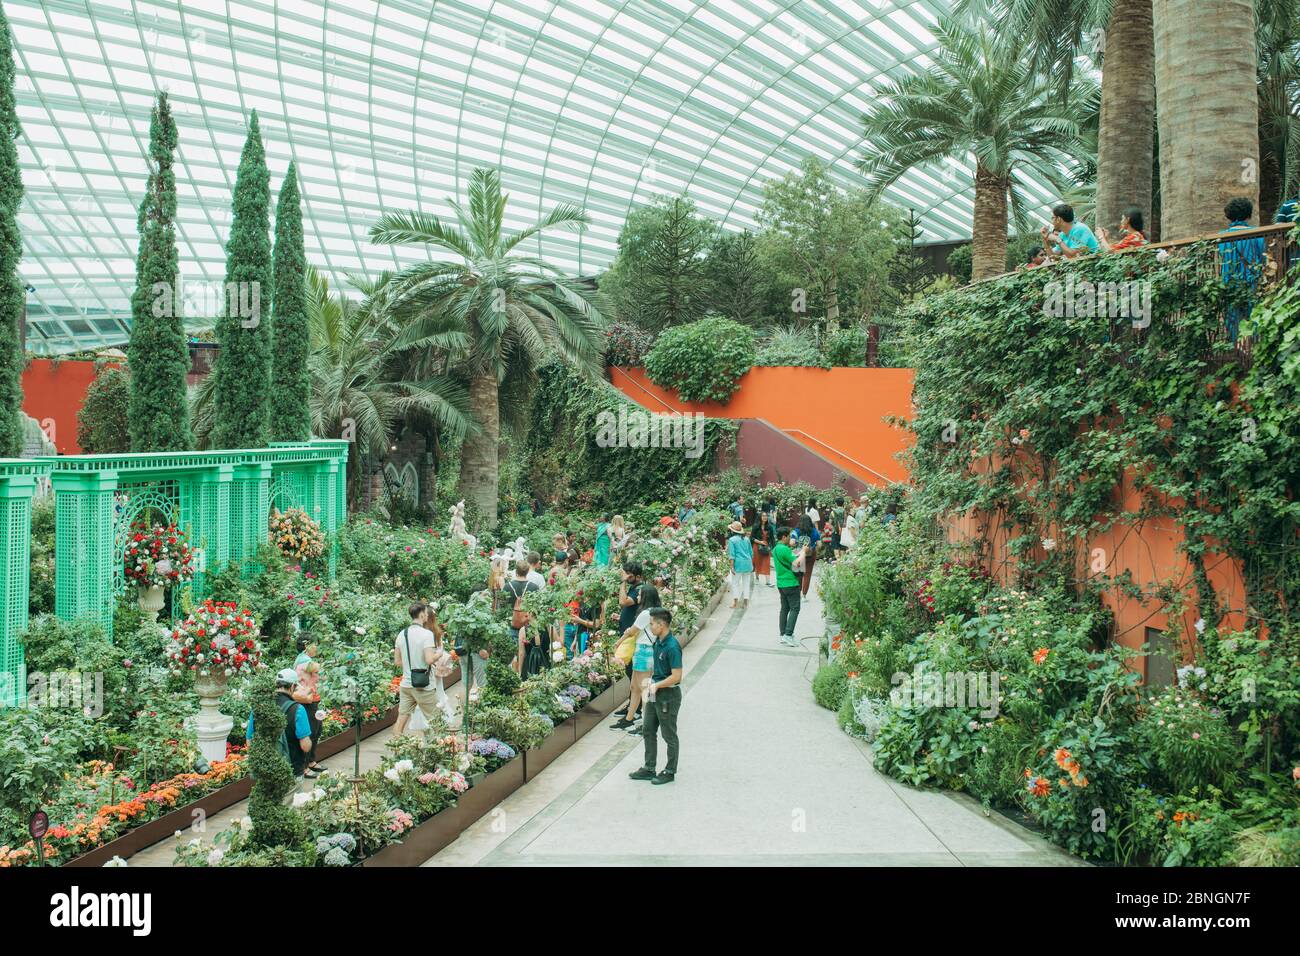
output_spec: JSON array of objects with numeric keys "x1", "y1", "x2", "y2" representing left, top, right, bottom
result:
[
  {"x1": 610, "y1": 366, "x2": 914, "y2": 486},
  {"x1": 945, "y1": 468, "x2": 1251, "y2": 675},
  {"x1": 21, "y1": 358, "x2": 112, "y2": 454}
]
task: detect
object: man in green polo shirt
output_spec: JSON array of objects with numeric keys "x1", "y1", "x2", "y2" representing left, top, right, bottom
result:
[
  {"x1": 628, "y1": 608, "x2": 683, "y2": 785},
  {"x1": 772, "y1": 526, "x2": 801, "y2": 647}
]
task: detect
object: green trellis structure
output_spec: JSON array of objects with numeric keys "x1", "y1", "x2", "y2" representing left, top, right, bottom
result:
[{"x1": 0, "y1": 440, "x2": 348, "y2": 706}]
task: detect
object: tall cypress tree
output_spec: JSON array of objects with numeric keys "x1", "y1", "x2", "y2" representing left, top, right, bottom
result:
[
  {"x1": 127, "y1": 92, "x2": 192, "y2": 451},
  {"x1": 0, "y1": 5, "x2": 24, "y2": 458},
  {"x1": 268, "y1": 161, "x2": 310, "y2": 441},
  {"x1": 210, "y1": 112, "x2": 272, "y2": 449}
]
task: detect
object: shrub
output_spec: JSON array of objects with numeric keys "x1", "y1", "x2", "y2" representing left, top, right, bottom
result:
[
  {"x1": 967, "y1": 718, "x2": 1036, "y2": 808},
  {"x1": 77, "y1": 366, "x2": 131, "y2": 453},
  {"x1": 246, "y1": 670, "x2": 311, "y2": 853},
  {"x1": 1136, "y1": 687, "x2": 1241, "y2": 794},
  {"x1": 812, "y1": 662, "x2": 848, "y2": 711},
  {"x1": 823, "y1": 326, "x2": 868, "y2": 366},
  {"x1": 604, "y1": 320, "x2": 656, "y2": 367},
  {"x1": 644, "y1": 316, "x2": 755, "y2": 403},
  {"x1": 754, "y1": 326, "x2": 826, "y2": 368}
]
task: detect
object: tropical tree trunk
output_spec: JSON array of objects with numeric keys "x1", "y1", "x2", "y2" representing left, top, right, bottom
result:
[
  {"x1": 1095, "y1": 0, "x2": 1155, "y2": 236},
  {"x1": 458, "y1": 371, "x2": 500, "y2": 526},
  {"x1": 1153, "y1": 0, "x2": 1260, "y2": 238},
  {"x1": 971, "y1": 164, "x2": 1009, "y2": 280}
]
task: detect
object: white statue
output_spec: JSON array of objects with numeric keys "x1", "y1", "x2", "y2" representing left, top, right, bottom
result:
[{"x1": 449, "y1": 500, "x2": 477, "y2": 552}]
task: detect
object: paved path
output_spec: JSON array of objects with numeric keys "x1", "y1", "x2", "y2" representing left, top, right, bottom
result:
[{"x1": 426, "y1": 570, "x2": 1083, "y2": 866}]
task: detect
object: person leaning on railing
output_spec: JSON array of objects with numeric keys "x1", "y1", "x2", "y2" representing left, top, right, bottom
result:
[
  {"x1": 1097, "y1": 207, "x2": 1149, "y2": 253},
  {"x1": 1218, "y1": 197, "x2": 1267, "y2": 341}
]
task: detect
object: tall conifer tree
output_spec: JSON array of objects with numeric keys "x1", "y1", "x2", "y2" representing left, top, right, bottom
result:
[
  {"x1": 210, "y1": 112, "x2": 272, "y2": 448},
  {"x1": 269, "y1": 161, "x2": 310, "y2": 441},
  {"x1": 0, "y1": 5, "x2": 24, "y2": 457},
  {"x1": 127, "y1": 91, "x2": 192, "y2": 450}
]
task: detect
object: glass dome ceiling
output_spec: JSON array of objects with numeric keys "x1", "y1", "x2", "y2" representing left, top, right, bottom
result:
[{"x1": 12, "y1": 0, "x2": 1061, "y2": 353}]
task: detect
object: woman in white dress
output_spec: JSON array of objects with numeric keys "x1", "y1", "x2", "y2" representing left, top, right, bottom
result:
[{"x1": 840, "y1": 507, "x2": 859, "y2": 550}]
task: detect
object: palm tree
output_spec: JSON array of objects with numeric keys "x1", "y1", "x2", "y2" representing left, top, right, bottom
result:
[
  {"x1": 369, "y1": 168, "x2": 606, "y2": 525},
  {"x1": 1256, "y1": 0, "x2": 1300, "y2": 223},
  {"x1": 191, "y1": 266, "x2": 470, "y2": 481},
  {"x1": 857, "y1": 18, "x2": 1091, "y2": 280},
  {"x1": 306, "y1": 268, "x2": 470, "y2": 483},
  {"x1": 1154, "y1": 0, "x2": 1260, "y2": 238},
  {"x1": 963, "y1": 0, "x2": 1155, "y2": 240}
]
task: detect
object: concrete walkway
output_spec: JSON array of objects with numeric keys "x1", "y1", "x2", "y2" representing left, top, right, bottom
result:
[{"x1": 426, "y1": 568, "x2": 1083, "y2": 866}]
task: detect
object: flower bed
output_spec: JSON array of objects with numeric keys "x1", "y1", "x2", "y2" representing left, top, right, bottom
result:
[{"x1": 814, "y1": 487, "x2": 1300, "y2": 867}]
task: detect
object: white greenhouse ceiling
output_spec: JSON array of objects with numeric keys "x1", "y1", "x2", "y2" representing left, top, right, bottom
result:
[{"x1": 11, "y1": 0, "x2": 1061, "y2": 352}]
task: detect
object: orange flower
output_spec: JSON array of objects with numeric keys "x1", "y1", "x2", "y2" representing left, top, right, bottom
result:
[
  {"x1": 1053, "y1": 747, "x2": 1072, "y2": 768},
  {"x1": 1030, "y1": 776, "x2": 1051, "y2": 797},
  {"x1": 1033, "y1": 647, "x2": 1050, "y2": 665}
]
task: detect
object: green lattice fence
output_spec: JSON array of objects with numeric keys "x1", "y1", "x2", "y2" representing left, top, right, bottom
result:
[
  {"x1": 0, "y1": 441, "x2": 348, "y2": 706},
  {"x1": 0, "y1": 462, "x2": 49, "y2": 707}
]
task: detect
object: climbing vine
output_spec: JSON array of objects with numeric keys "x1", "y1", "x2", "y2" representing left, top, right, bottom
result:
[{"x1": 901, "y1": 241, "x2": 1299, "y2": 632}]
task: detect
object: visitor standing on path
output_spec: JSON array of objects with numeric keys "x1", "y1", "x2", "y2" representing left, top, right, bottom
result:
[
  {"x1": 629, "y1": 608, "x2": 683, "y2": 786},
  {"x1": 772, "y1": 527, "x2": 802, "y2": 647},
  {"x1": 505, "y1": 560, "x2": 543, "y2": 678},
  {"x1": 750, "y1": 517, "x2": 773, "y2": 586},
  {"x1": 393, "y1": 603, "x2": 442, "y2": 736},
  {"x1": 594, "y1": 513, "x2": 612, "y2": 566},
  {"x1": 246, "y1": 668, "x2": 313, "y2": 779},
  {"x1": 292, "y1": 637, "x2": 326, "y2": 776},
  {"x1": 796, "y1": 514, "x2": 819, "y2": 597},
  {"x1": 726, "y1": 520, "x2": 754, "y2": 608},
  {"x1": 610, "y1": 560, "x2": 644, "y2": 723},
  {"x1": 610, "y1": 584, "x2": 661, "y2": 733}
]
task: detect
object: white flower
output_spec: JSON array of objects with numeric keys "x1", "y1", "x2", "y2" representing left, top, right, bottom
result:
[
  {"x1": 292, "y1": 791, "x2": 314, "y2": 807},
  {"x1": 1041, "y1": 537, "x2": 1056, "y2": 551},
  {"x1": 104, "y1": 855, "x2": 129, "y2": 867},
  {"x1": 353, "y1": 625, "x2": 366, "y2": 635},
  {"x1": 1194, "y1": 618, "x2": 1206, "y2": 634},
  {"x1": 1156, "y1": 248, "x2": 1170, "y2": 262},
  {"x1": 206, "y1": 848, "x2": 225, "y2": 866}
]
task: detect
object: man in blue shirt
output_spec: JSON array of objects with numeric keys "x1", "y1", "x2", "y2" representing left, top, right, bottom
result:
[
  {"x1": 629, "y1": 608, "x2": 683, "y2": 785},
  {"x1": 1040, "y1": 203, "x2": 1099, "y2": 260},
  {"x1": 247, "y1": 668, "x2": 314, "y2": 777}
]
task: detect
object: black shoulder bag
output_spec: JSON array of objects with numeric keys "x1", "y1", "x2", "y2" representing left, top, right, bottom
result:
[{"x1": 403, "y1": 627, "x2": 432, "y2": 689}]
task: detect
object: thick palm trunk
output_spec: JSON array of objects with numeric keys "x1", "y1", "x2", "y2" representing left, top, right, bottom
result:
[
  {"x1": 971, "y1": 164, "x2": 1009, "y2": 280},
  {"x1": 1095, "y1": 0, "x2": 1155, "y2": 236},
  {"x1": 1153, "y1": 0, "x2": 1260, "y2": 238},
  {"x1": 458, "y1": 371, "x2": 500, "y2": 526}
]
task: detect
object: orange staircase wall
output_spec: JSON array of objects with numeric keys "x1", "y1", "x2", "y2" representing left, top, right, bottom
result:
[{"x1": 609, "y1": 366, "x2": 914, "y2": 486}]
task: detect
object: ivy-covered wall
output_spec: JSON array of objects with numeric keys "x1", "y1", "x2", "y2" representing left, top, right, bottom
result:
[
  {"x1": 903, "y1": 238, "x2": 1299, "y2": 660},
  {"x1": 521, "y1": 363, "x2": 736, "y2": 509}
]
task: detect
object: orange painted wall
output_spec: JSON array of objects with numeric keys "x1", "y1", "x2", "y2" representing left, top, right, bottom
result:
[
  {"x1": 21, "y1": 358, "x2": 113, "y2": 454},
  {"x1": 945, "y1": 467, "x2": 1251, "y2": 677},
  {"x1": 610, "y1": 366, "x2": 914, "y2": 486}
]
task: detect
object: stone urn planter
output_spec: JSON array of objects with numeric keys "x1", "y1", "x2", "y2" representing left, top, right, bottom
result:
[
  {"x1": 137, "y1": 583, "x2": 166, "y2": 617},
  {"x1": 190, "y1": 670, "x2": 234, "y2": 764}
]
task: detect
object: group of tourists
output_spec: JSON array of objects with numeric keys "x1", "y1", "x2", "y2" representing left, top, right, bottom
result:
[{"x1": 254, "y1": 491, "x2": 896, "y2": 788}]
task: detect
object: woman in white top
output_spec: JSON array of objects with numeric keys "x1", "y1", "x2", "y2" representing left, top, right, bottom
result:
[
  {"x1": 610, "y1": 584, "x2": 660, "y2": 732},
  {"x1": 805, "y1": 498, "x2": 821, "y2": 525},
  {"x1": 839, "y1": 508, "x2": 859, "y2": 550},
  {"x1": 609, "y1": 514, "x2": 631, "y2": 556}
]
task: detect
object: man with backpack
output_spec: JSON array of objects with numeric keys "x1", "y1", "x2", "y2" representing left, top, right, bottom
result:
[
  {"x1": 393, "y1": 602, "x2": 442, "y2": 737},
  {"x1": 505, "y1": 558, "x2": 543, "y2": 678},
  {"x1": 246, "y1": 668, "x2": 314, "y2": 778}
]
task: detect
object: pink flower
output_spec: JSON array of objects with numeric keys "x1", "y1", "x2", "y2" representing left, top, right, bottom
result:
[{"x1": 1191, "y1": 732, "x2": 1201, "y2": 740}]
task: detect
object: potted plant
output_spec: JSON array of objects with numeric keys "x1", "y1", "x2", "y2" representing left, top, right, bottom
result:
[
  {"x1": 124, "y1": 522, "x2": 196, "y2": 616},
  {"x1": 165, "y1": 600, "x2": 264, "y2": 763}
]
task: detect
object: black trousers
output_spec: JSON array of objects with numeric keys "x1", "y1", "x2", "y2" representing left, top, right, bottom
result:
[
  {"x1": 642, "y1": 686, "x2": 681, "y2": 774},
  {"x1": 306, "y1": 702, "x2": 322, "y2": 762},
  {"x1": 779, "y1": 585, "x2": 802, "y2": 637}
]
